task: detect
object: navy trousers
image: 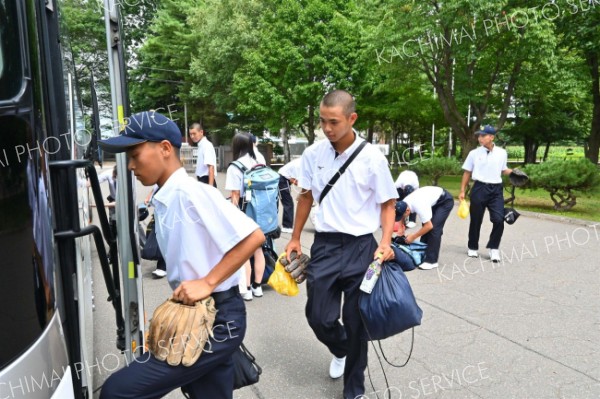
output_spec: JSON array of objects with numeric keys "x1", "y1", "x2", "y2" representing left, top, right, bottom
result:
[
  {"x1": 420, "y1": 190, "x2": 454, "y2": 263},
  {"x1": 100, "y1": 293, "x2": 246, "y2": 399},
  {"x1": 306, "y1": 232, "x2": 377, "y2": 399},
  {"x1": 468, "y1": 182, "x2": 505, "y2": 250},
  {"x1": 278, "y1": 175, "x2": 294, "y2": 229},
  {"x1": 197, "y1": 175, "x2": 217, "y2": 188}
]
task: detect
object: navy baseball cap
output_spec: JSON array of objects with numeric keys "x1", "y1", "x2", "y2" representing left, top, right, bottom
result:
[
  {"x1": 395, "y1": 200, "x2": 408, "y2": 222},
  {"x1": 475, "y1": 125, "x2": 497, "y2": 135},
  {"x1": 99, "y1": 111, "x2": 182, "y2": 153}
]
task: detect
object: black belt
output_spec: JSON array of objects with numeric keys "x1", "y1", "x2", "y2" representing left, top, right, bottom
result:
[
  {"x1": 474, "y1": 180, "x2": 502, "y2": 186},
  {"x1": 212, "y1": 286, "x2": 239, "y2": 304}
]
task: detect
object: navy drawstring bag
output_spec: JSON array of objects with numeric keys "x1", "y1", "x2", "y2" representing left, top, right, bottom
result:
[
  {"x1": 391, "y1": 244, "x2": 417, "y2": 271},
  {"x1": 359, "y1": 260, "x2": 423, "y2": 341}
]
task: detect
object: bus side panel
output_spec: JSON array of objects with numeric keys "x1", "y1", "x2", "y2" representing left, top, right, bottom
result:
[{"x1": 0, "y1": 312, "x2": 73, "y2": 398}]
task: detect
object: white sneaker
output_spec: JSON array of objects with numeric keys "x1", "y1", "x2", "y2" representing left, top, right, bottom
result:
[
  {"x1": 418, "y1": 262, "x2": 438, "y2": 270},
  {"x1": 281, "y1": 227, "x2": 293, "y2": 234},
  {"x1": 329, "y1": 356, "x2": 345, "y2": 379},
  {"x1": 241, "y1": 291, "x2": 253, "y2": 301},
  {"x1": 467, "y1": 249, "x2": 479, "y2": 258},
  {"x1": 489, "y1": 249, "x2": 501, "y2": 262},
  {"x1": 251, "y1": 285, "x2": 263, "y2": 297},
  {"x1": 406, "y1": 221, "x2": 417, "y2": 229},
  {"x1": 152, "y1": 269, "x2": 167, "y2": 279}
]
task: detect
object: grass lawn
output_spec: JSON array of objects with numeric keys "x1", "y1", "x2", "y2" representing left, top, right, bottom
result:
[{"x1": 433, "y1": 175, "x2": 600, "y2": 223}]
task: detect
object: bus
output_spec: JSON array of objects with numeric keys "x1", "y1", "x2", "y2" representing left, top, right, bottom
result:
[{"x1": 0, "y1": 1, "x2": 143, "y2": 397}]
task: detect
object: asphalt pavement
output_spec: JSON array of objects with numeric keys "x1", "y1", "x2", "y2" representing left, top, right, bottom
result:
[{"x1": 91, "y1": 164, "x2": 600, "y2": 399}]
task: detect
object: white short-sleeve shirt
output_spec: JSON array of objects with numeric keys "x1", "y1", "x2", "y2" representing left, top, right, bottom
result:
[
  {"x1": 402, "y1": 186, "x2": 444, "y2": 224},
  {"x1": 225, "y1": 154, "x2": 258, "y2": 199},
  {"x1": 462, "y1": 145, "x2": 508, "y2": 184},
  {"x1": 195, "y1": 137, "x2": 217, "y2": 178},
  {"x1": 152, "y1": 168, "x2": 259, "y2": 291},
  {"x1": 395, "y1": 170, "x2": 420, "y2": 189},
  {"x1": 278, "y1": 158, "x2": 302, "y2": 180},
  {"x1": 98, "y1": 170, "x2": 117, "y2": 199},
  {"x1": 298, "y1": 135, "x2": 397, "y2": 235}
]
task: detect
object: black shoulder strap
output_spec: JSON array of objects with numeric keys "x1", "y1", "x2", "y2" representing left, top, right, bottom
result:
[{"x1": 319, "y1": 140, "x2": 368, "y2": 204}]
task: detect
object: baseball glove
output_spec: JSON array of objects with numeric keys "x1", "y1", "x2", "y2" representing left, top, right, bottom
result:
[
  {"x1": 280, "y1": 251, "x2": 310, "y2": 284},
  {"x1": 509, "y1": 168, "x2": 529, "y2": 187},
  {"x1": 147, "y1": 297, "x2": 217, "y2": 367}
]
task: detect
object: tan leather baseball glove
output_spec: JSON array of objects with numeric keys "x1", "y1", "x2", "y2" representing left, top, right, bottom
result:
[{"x1": 147, "y1": 297, "x2": 217, "y2": 367}]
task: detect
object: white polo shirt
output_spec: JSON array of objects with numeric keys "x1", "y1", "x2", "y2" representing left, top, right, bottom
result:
[
  {"x1": 152, "y1": 168, "x2": 259, "y2": 291},
  {"x1": 402, "y1": 186, "x2": 444, "y2": 224},
  {"x1": 462, "y1": 145, "x2": 508, "y2": 184},
  {"x1": 195, "y1": 137, "x2": 217, "y2": 178},
  {"x1": 298, "y1": 135, "x2": 397, "y2": 235},
  {"x1": 98, "y1": 170, "x2": 117, "y2": 199},
  {"x1": 395, "y1": 170, "x2": 420, "y2": 189},
  {"x1": 225, "y1": 153, "x2": 258, "y2": 199},
  {"x1": 279, "y1": 158, "x2": 301, "y2": 180}
]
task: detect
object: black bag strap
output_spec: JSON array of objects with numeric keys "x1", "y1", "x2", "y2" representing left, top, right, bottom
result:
[{"x1": 318, "y1": 140, "x2": 368, "y2": 204}]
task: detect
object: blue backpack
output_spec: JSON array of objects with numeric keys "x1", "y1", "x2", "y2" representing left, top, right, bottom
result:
[{"x1": 231, "y1": 161, "x2": 280, "y2": 235}]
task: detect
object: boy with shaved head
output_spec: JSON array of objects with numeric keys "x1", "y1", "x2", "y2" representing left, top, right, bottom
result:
[{"x1": 285, "y1": 90, "x2": 398, "y2": 399}]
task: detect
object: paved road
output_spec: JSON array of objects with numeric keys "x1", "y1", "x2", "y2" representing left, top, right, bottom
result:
[{"x1": 92, "y1": 164, "x2": 600, "y2": 399}]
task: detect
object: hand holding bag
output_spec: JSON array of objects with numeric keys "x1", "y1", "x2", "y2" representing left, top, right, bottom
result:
[
  {"x1": 267, "y1": 258, "x2": 299, "y2": 296},
  {"x1": 359, "y1": 260, "x2": 423, "y2": 341}
]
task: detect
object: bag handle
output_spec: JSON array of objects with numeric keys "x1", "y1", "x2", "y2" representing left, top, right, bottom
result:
[{"x1": 318, "y1": 141, "x2": 368, "y2": 204}]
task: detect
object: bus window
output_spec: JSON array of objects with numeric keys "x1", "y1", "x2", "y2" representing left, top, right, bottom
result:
[
  {"x1": 0, "y1": 0, "x2": 24, "y2": 101},
  {"x1": 0, "y1": 116, "x2": 55, "y2": 370}
]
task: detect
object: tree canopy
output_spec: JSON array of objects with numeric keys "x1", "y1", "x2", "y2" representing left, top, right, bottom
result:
[{"x1": 63, "y1": 0, "x2": 600, "y2": 163}]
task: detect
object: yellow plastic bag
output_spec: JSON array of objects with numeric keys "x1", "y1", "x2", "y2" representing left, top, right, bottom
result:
[
  {"x1": 267, "y1": 253, "x2": 299, "y2": 296},
  {"x1": 457, "y1": 199, "x2": 469, "y2": 219}
]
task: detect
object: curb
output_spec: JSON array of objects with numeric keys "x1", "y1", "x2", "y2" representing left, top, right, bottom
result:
[
  {"x1": 452, "y1": 200, "x2": 598, "y2": 227},
  {"x1": 516, "y1": 209, "x2": 598, "y2": 227}
]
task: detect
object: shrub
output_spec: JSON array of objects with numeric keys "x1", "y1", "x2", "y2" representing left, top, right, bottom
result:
[
  {"x1": 522, "y1": 158, "x2": 600, "y2": 210},
  {"x1": 410, "y1": 157, "x2": 463, "y2": 186}
]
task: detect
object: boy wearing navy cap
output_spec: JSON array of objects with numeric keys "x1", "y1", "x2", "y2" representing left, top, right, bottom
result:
[
  {"x1": 459, "y1": 125, "x2": 513, "y2": 262},
  {"x1": 98, "y1": 111, "x2": 264, "y2": 399},
  {"x1": 395, "y1": 186, "x2": 454, "y2": 270}
]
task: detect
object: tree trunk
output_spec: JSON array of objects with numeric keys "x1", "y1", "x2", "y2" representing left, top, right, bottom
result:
[
  {"x1": 367, "y1": 123, "x2": 374, "y2": 144},
  {"x1": 523, "y1": 137, "x2": 538, "y2": 164},
  {"x1": 459, "y1": 135, "x2": 477, "y2": 160},
  {"x1": 542, "y1": 142, "x2": 551, "y2": 162},
  {"x1": 450, "y1": 129, "x2": 458, "y2": 157},
  {"x1": 281, "y1": 116, "x2": 290, "y2": 163},
  {"x1": 307, "y1": 104, "x2": 315, "y2": 145},
  {"x1": 586, "y1": 51, "x2": 600, "y2": 164}
]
